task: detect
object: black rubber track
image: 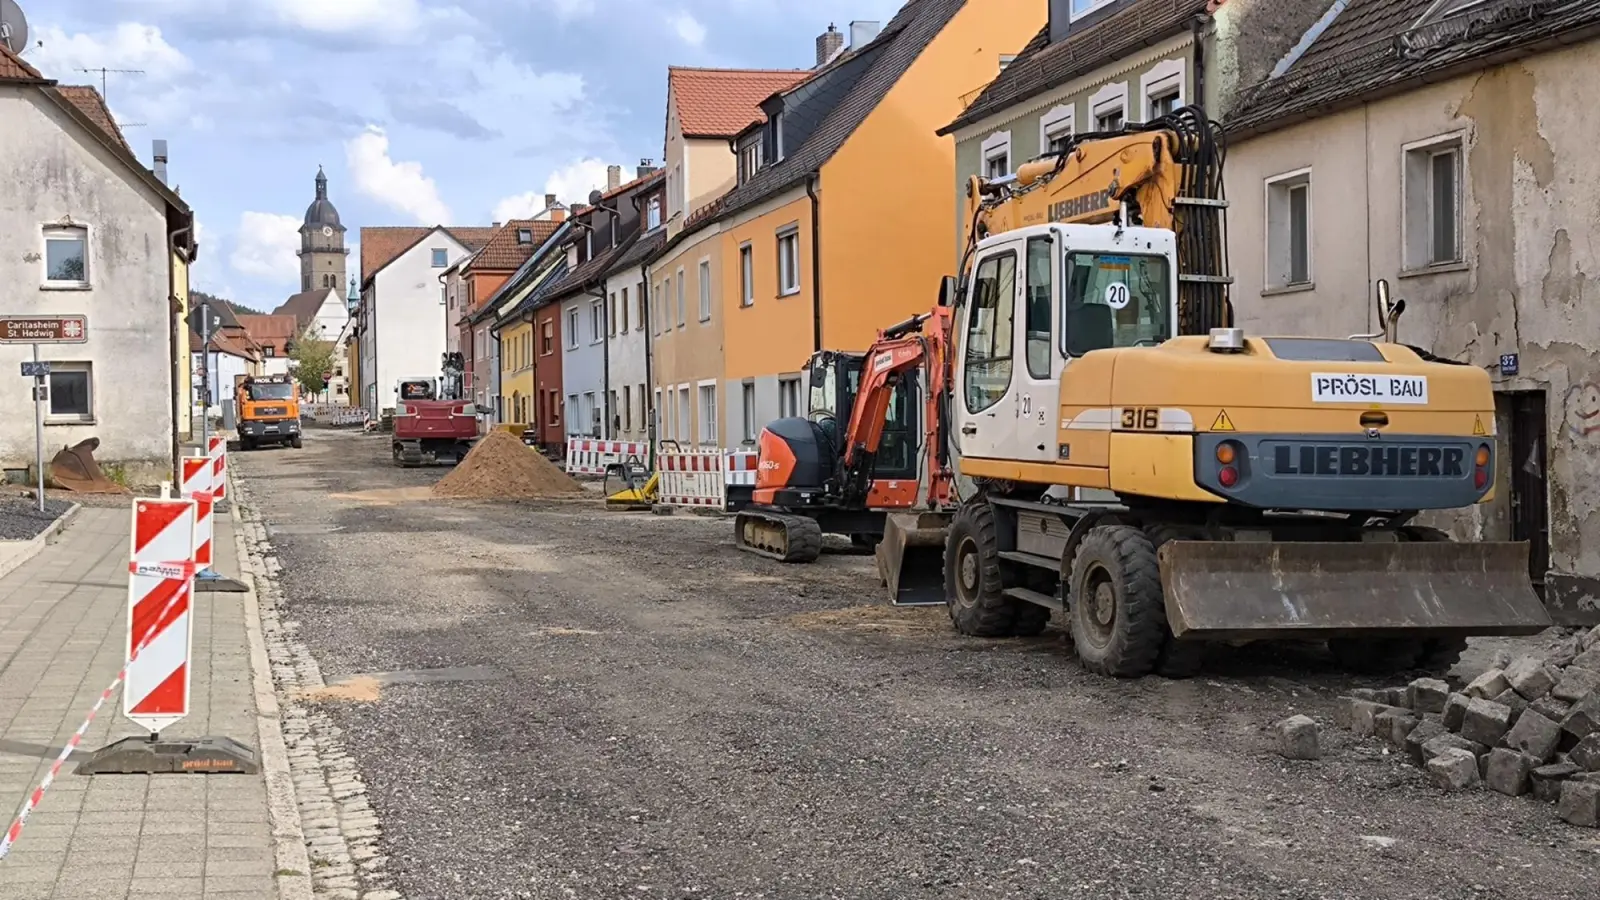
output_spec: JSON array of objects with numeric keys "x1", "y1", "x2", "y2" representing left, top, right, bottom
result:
[
  {"x1": 1068, "y1": 525, "x2": 1167, "y2": 678},
  {"x1": 735, "y1": 512, "x2": 823, "y2": 563}
]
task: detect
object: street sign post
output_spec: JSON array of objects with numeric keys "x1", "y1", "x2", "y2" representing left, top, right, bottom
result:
[{"x1": 2, "y1": 315, "x2": 88, "y2": 512}]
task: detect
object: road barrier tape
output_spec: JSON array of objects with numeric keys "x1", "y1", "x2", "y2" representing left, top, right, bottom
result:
[{"x1": 0, "y1": 542, "x2": 198, "y2": 861}]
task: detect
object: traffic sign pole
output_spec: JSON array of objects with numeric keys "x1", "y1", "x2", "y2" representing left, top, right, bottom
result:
[{"x1": 32, "y1": 343, "x2": 42, "y2": 513}]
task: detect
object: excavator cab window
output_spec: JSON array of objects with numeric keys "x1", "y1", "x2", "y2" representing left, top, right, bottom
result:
[{"x1": 1062, "y1": 251, "x2": 1171, "y2": 356}]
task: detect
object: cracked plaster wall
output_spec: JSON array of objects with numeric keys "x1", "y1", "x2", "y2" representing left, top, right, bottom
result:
[{"x1": 1224, "y1": 39, "x2": 1600, "y2": 617}]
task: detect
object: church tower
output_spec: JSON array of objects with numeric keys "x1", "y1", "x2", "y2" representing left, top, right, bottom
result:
[{"x1": 298, "y1": 166, "x2": 348, "y2": 293}]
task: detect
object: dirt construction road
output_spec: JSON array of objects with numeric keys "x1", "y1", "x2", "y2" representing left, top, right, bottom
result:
[{"x1": 238, "y1": 430, "x2": 1598, "y2": 900}]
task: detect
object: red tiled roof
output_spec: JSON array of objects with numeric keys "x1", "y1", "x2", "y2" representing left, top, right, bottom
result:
[
  {"x1": 668, "y1": 66, "x2": 810, "y2": 137},
  {"x1": 53, "y1": 86, "x2": 131, "y2": 154},
  {"x1": 467, "y1": 220, "x2": 559, "y2": 272},
  {"x1": 447, "y1": 227, "x2": 500, "y2": 251},
  {"x1": 360, "y1": 226, "x2": 504, "y2": 286},
  {"x1": 0, "y1": 44, "x2": 45, "y2": 82},
  {"x1": 237, "y1": 314, "x2": 300, "y2": 354}
]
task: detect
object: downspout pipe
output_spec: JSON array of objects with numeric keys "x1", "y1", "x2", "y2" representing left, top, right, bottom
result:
[
  {"x1": 1191, "y1": 15, "x2": 1209, "y2": 112},
  {"x1": 805, "y1": 173, "x2": 823, "y2": 352},
  {"x1": 167, "y1": 223, "x2": 192, "y2": 486}
]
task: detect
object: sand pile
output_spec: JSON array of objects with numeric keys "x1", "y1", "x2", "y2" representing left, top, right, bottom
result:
[{"x1": 432, "y1": 430, "x2": 584, "y2": 500}]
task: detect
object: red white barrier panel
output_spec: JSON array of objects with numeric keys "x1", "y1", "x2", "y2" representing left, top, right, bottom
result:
[
  {"x1": 125, "y1": 494, "x2": 196, "y2": 734},
  {"x1": 180, "y1": 454, "x2": 215, "y2": 573},
  {"x1": 208, "y1": 436, "x2": 227, "y2": 503},
  {"x1": 725, "y1": 449, "x2": 759, "y2": 487},
  {"x1": 565, "y1": 438, "x2": 649, "y2": 476},
  {"x1": 656, "y1": 449, "x2": 726, "y2": 507},
  {"x1": 0, "y1": 491, "x2": 198, "y2": 862}
]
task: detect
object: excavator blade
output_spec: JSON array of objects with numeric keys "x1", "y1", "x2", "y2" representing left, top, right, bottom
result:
[
  {"x1": 48, "y1": 438, "x2": 127, "y2": 494},
  {"x1": 877, "y1": 512, "x2": 951, "y2": 607},
  {"x1": 1158, "y1": 540, "x2": 1552, "y2": 641}
]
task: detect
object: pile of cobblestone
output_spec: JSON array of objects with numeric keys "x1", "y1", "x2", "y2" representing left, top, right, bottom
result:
[{"x1": 1326, "y1": 626, "x2": 1600, "y2": 828}]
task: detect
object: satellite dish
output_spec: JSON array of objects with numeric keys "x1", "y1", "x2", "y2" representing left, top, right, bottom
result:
[
  {"x1": 587, "y1": 188, "x2": 604, "y2": 206},
  {"x1": 0, "y1": 0, "x2": 29, "y2": 55}
]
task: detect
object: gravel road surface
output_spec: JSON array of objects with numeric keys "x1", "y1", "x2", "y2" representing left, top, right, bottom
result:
[
  {"x1": 0, "y1": 494, "x2": 72, "y2": 541},
  {"x1": 239, "y1": 430, "x2": 1600, "y2": 900}
]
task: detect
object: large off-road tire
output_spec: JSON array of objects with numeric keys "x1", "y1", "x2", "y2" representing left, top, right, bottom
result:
[
  {"x1": 945, "y1": 501, "x2": 1027, "y2": 637},
  {"x1": 1067, "y1": 525, "x2": 1167, "y2": 678},
  {"x1": 290, "y1": 435, "x2": 303, "y2": 449}
]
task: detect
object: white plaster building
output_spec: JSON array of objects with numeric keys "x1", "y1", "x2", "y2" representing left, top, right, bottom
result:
[
  {"x1": 0, "y1": 49, "x2": 196, "y2": 483},
  {"x1": 353, "y1": 225, "x2": 496, "y2": 417}
]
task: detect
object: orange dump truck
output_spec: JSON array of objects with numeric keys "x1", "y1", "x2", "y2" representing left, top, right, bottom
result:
[{"x1": 234, "y1": 373, "x2": 303, "y2": 450}]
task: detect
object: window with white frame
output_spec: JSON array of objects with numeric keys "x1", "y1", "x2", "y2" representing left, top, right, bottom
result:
[
  {"x1": 677, "y1": 385, "x2": 691, "y2": 442},
  {"x1": 623, "y1": 385, "x2": 632, "y2": 432},
  {"x1": 590, "y1": 300, "x2": 603, "y2": 343},
  {"x1": 698, "y1": 259, "x2": 712, "y2": 321},
  {"x1": 567, "y1": 308, "x2": 579, "y2": 349},
  {"x1": 636, "y1": 281, "x2": 646, "y2": 327},
  {"x1": 676, "y1": 268, "x2": 686, "y2": 326},
  {"x1": 46, "y1": 362, "x2": 93, "y2": 423},
  {"x1": 431, "y1": 248, "x2": 448, "y2": 267},
  {"x1": 565, "y1": 393, "x2": 578, "y2": 429},
  {"x1": 620, "y1": 286, "x2": 630, "y2": 333},
  {"x1": 698, "y1": 383, "x2": 718, "y2": 444},
  {"x1": 739, "y1": 141, "x2": 763, "y2": 184},
  {"x1": 1403, "y1": 134, "x2": 1465, "y2": 270},
  {"x1": 647, "y1": 195, "x2": 662, "y2": 230},
  {"x1": 778, "y1": 376, "x2": 801, "y2": 417},
  {"x1": 653, "y1": 387, "x2": 663, "y2": 437},
  {"x1": 740, "y1": 243, "x2": 754, "y2": 307},
  {"x1": 609, "y1": 292, "x2": 618, "y2": 336},
  {"x1": 1089, "y1": 82, "x2": 1128, "y2": 132},
  {"x1": 1140, "y1": 59, "x2": 1185, "y2": 121},
  {"x1": 981, "y1": 130, "x2": 1011, "y2": 180},
  {"x1": 1040, "y1": 105, "x2": 1074, "y2": 157},
  {"x1": 43, "y1": 225, "x2": 88, "y2": 287},
  {"x1": 742, "y1": 381, "x2": 757, "y2": 441},
  {"x1": 777, "y1": 227, "x2": 800, "y2": 296},
  {"x1": 1265, "y1": 169, "x2": 1313, "y2": 290},
  {"x1": 1070, "y1": 0, "x2": 1116, "y2": 19}
]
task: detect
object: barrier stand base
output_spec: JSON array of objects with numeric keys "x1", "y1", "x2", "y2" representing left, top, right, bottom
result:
[
  {"x1": 194, "y1": 569, "x2": 248, "y2": 593},
  {"x1": 75, "y1": 735, "x2": 259, "y2": 775}
]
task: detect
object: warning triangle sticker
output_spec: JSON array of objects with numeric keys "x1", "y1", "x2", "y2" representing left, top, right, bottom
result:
[
  {"x1": 1472, "y1": 415, "x2": 1487, "y2": 436},
  {"x1": 1211, "y1": 409, "x2": 1236, "y2": 432}
]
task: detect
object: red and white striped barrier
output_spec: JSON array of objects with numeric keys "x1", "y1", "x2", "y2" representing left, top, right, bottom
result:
[
  {"x1": 566, "y1": 438, "x2": 649, "y2": 476},
  {"x1": 656, "y1": 449, "x2": 727, "y2": 507},
  {"x1": 725, "y1": 449, "x2": 759, "y2": 487},
  {"x1": 208, "y1": 436, "x2": 227, "y2": 503},
  {"x1": 125, "y1": 493, "x2": 196, "y2": 734},
  {"x1": 0, "y1": 488, "x2": 198, "y2": 862},
  {"x1": 180, "y1": 455, "x2": 214, "y2": 572}
]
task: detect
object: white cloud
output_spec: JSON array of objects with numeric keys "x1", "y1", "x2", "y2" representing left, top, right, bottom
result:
[
  {"x1": 30, "y1": 22, "x2": 192, "y2": 83},
  {"x1": 345, "y1": 126, "x2": 453, "y2": 225},
  {"x1": 668, "y1": 10, "x2": 707, "y2": 47},
  {"x1": 493, "y1": 158, "x2": 614, "y2": 221},
  {"x1": 230, "y1": 212, "x2": 301, "y2": 285},
  {"x1": 113, "y1": 0, "x2": 444, "y2": 43}
]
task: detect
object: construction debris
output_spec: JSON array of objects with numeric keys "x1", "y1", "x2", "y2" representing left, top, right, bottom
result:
[
  {"x1": 1275, "y1": 714, "x2": 1320, "y2": 760},
  {"x1": 48, "y1": 438, "x2": 129, "y2": 494},
  {"x1": 431, "y1": 430, "x2": 584, "y2": 500},
  {"x1": 1321, "y1": 633, "x2": 1600, "y2": 828}
]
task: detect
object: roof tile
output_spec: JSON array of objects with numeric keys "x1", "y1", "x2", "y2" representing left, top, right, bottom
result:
[
  {"x1": 52, "y1": 86, "x2": 131, "y2": 154},
  {"x1": 669, "y1": 66, "x2": 811, "y2": 137},
  {"x1": 236, "y1": 314, "x2": 300, "y2": 354},
  {"x1": 941, "y1": 0, "x2": 1212, "y2": 135},
  {"x1": 467, "y1": 220, "x2": 559, "y2": 272},
  {"x1": 0, "y1": 44, "x2": 44, "y2": 82},
  {"x1": 1227, "y1": 0, "x2": 1600, "y2": 134},
  {"x1": 271, "y1": 289, "x2": 335, "y2": 335},
  {"x1": 700, "y1": 0, "x2": 959, "y2": 227},
  {"x1": 359, "y1": 225, "x2": 501, "y2": 285}
]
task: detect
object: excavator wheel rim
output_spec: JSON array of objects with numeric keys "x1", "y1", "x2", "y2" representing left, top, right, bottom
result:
[
  {"x1": 1080, "y1": 569, "x2": 1118, "y2": 648},
  {"x1": 952, "y1": 536, "x2": 982, "y2": 609}
]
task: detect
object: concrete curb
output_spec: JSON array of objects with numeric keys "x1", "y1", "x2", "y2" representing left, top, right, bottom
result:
[
  {"x1": 230, "y1": 491, "x2": 315, "y2": 900},
  {"x1": 0, "y1": 501, "x2": 83, "y2": 580}
]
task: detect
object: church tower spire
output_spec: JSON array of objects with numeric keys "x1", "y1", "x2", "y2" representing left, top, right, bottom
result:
[{"x1": 299, "y1": 165, "x2": 348, "y2": 293}]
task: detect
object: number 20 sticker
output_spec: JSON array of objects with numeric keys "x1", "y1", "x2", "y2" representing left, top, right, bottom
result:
[{"x1": 1104, "y1": 282, "x2": 1131, "y2": 310}]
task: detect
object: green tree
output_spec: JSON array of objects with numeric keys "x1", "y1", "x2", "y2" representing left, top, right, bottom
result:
[{"x1": 288, "y1": 338, "x2": 338, "y2": 397}]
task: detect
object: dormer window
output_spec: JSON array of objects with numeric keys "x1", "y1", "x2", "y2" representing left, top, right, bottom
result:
[
  {"x1": 773, "y1": 113, "x2": 785, "y2": 161},
  {"x1": 517, "y1": 229, "x2": 533, "y2": 244},
  {"x1": 1069, "y1": 0, "x2": 1116, "y2": 21},
  {"x1": 647, "y1": 195, "x2": 662, "y2": 230},
  {"x1": 739, "y1": 140, "x2": 764, "y2": 185}
]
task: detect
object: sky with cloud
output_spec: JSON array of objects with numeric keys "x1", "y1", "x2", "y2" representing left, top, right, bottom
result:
[{"x1": 15, "y1": 0, "x2": 906, "y2": 309}]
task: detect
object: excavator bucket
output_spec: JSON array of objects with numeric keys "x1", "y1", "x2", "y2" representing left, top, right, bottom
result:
[
  {"x1": 877, "y1": 512, "x2": 951, "y2": 607},
  {"x1": 1158, "y1": 540, "x2": 1552, "y2": 641},
  {"x1": 49, "y1": 438, "x2": 127, "y2": 494}
]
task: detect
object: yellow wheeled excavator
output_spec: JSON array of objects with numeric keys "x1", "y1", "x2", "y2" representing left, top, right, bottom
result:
[{"x1": 744, "y1": 106, "x2": 1550, "y2": 678}]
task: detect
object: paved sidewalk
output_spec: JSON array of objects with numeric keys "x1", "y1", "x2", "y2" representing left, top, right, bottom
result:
[{"x1": 0, "y1": 504, "x2": 277, "y2": 900}]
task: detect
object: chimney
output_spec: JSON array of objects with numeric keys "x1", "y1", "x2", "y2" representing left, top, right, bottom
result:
[
  {"x1": 491, "y1": 221, "x2": 502, "y2": 228},
  {"x1": 607, "y1": 165, "x2": 622, "y2": 191},
  {"x1": 153, "y1": 139, "x2": 169, "y2": 184},
  {"x1": 816, "y1": 23, "x2": 844, "y2": 67},
  {"x1": 544, "y1": 192, "x2": 558, "y2": 209},
  {"x1": 637, "y1": 158, "x2": 659, "y2": 179},
  {"x1": 849, "y1": 20, "x2": 881, "y2": 48},
  {"x1": 549, "y1": 208, "x2": 566, "y2": 224}
]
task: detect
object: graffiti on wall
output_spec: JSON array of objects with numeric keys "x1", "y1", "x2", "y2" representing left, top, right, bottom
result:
[{"x1": 1565, "y1": 380, "x2": 1600, "y2": 440}]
